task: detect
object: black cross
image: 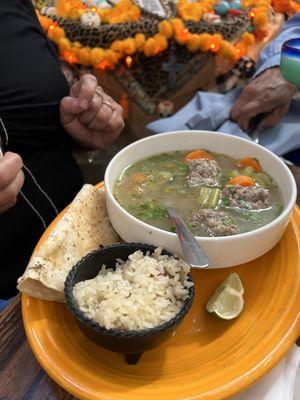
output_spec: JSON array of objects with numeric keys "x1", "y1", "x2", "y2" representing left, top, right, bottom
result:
[{"x1": 162, "y1": 53, "x2": 182, "y2": 90}]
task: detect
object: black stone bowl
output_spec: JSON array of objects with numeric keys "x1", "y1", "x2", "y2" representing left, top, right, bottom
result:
[{"x1": 64, "y1": 243, "x2": 195, "y2": 364}]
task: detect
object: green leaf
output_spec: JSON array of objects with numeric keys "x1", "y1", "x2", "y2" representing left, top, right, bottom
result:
[{"x1": 222, "y1": 196, "x2": 230, "y2": 206}]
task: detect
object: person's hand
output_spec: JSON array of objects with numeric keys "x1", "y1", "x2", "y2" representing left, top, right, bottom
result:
[
  {"x1": 60, "y1": 74, "x2": 124, "y2": 150},
  {"x1": 0, "y1": 152, "x2": 24, "y2": 214},
  {"x1": 230, "y1": 68, "x2": 296, "y2": 132}
]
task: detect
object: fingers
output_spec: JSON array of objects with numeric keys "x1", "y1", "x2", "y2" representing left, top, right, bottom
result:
[
  {"x1": 231, "y1": 95, "x2": 274, "y2": 132},
  {"x1": 233, "y1": 106, "x2": 258, "y2": 133},
  {"x1": 102, "y1": 110, "x2": 125, "y2": 137},
  {"x1": 88, "y1": 102, "x2": 114, "y2": 131},
  {"x1": 60, "y1": 96, "x2": 82, "y2": 126},
  {"x1": 78, "y1": 92, "x2": 104, "y2": 126},
  {"x1": 259, "y1": 104, "x2": 290, "y2": 131},
  {"x1": 81, "y1": 91, "x2": 124, "y2": 133},
  {"x1": 0, "y1": 152, "x2": 24, "y2": 214},
  {"x1": 0, "y1": 152, "x2": 23, "y2": 190},
  {"x1": 62, "y1": 74, "x2": 125, "y2": 149},
  {"x1": 0, "y1": 171, "x2": 24, "y2": 213},
  {"x1": 88, "y1": 104, "x2": 124, "y2": 146},
  {"x1": 231, "y1": 68, "x2": 296, "y2": 132},
  {"x1": 70, "y1": 74, "x2": 98, "y2": 110}
]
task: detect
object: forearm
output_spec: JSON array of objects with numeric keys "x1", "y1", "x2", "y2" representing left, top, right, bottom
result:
[{"x1": 254, "y1": 13, "x2": 300, "y2": 77}]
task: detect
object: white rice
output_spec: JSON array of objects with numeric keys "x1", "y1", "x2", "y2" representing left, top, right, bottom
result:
[{"x1": 73, "y1": 248, "x2": 193, "y2": 331}]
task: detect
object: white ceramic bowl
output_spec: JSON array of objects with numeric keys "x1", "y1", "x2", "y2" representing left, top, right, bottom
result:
[{"x1": 105, "y1": 131, "x2": 297, "y2": 268}]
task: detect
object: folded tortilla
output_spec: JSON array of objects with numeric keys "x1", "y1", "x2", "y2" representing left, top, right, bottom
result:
[{"x1": 17, "y1": 184, "x2": 119, "y2": 302}]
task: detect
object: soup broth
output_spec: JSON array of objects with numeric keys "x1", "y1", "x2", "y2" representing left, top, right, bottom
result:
[{"x1": 114, "y1": 150, "x2": 283, "y2": 237}]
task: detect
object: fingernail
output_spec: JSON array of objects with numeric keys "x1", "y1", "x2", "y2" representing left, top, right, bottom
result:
[{"x1": 80, "y1": 99, "x2": 89, "y2": 110}]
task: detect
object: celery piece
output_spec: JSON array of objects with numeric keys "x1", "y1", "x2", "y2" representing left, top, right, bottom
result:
[
  {"x1": 253, "y1": 172, "x2": 275, "y2": 188},
  {"x1": 241, "y1": 166, "x2": 255, "y2": 177},
  {"x1": 253, "y1": 174, "x2": 267, "y2": 188},
  {"x1": 209, "y1": 188, "x2": 221, "y2": 208},
  {"x1": 199, "y1": 187, "x2": 220, "y2": 208},
  {"x1": 198, "y1": 187, "x2": 211, "y2": 207}
]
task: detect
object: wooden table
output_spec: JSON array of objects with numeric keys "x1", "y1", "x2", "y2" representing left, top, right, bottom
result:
[{"x1": 1, "y1": 166, "x2": 299, "y2": 400}]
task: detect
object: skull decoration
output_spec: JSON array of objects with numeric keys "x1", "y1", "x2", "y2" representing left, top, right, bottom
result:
[
  {"x1": 157, "y1": 100, "x2": 174, "y2": 118},
  {"x1": 202, "y1": 13, "x2": 222, "y2": 23},
  {"x1": 80, "y1": 12, "x2": 101, "y2": 28},
  {"x1": 40, "y1": 6, "x2": 57, "y2": 16}
]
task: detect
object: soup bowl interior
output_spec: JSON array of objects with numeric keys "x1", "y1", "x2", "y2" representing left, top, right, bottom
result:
[
  {"x1": 65, "y1": 243, "x2": 195, "y2": 364},
  {"x1": 104, "y1": 131, "x2": 297, "y2": 268}
]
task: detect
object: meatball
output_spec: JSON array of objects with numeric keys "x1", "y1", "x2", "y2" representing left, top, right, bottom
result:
[
  {"x1": 187, "y1": 159, "x2": 220, "y2": 187},
  {"x1": 192, "y1": 209, "x2": 238, "y2": 236},
  {"x1": 222, "y1": 185, "x2": 270, "y2": 210}
]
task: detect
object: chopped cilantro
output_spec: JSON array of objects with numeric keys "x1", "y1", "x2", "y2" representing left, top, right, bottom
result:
[
  {"x1": 222, "y1": 196, "x2": 230, "y2": 206},
  {"x1": 222, "y1": 216, "x2": 235, "y2": 226},
  {"x1": 242, "y1": 211, "x2": 262, "y2": 224}
]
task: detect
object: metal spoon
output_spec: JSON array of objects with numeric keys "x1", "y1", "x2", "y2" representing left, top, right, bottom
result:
[
  {"x1": 249, "y1": 113, "x2": 266, "y2": 144},
  {"x1": 251, "y1": 128, "x2": 260, "y2": 144},
  {"x1": 167, "y1": 207, "x2": 210, "y2": 269}
]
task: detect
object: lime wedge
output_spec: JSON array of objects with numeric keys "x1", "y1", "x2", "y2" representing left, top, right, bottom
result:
[
  {"x1": 206, "y1": 273, "x2": 244, "y2": 320},
  {"x1": 222, "y1": 272, "x2": 244, "y2": 294}
]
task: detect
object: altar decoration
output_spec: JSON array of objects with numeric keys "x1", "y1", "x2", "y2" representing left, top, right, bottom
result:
[{"x1": 33, "y1": 0, "x2": 298, "y2": 137}]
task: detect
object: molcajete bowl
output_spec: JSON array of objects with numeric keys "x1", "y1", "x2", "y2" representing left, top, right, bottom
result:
[{"x1": 64, "y1": 243, "x2": 194, "y2": 364}]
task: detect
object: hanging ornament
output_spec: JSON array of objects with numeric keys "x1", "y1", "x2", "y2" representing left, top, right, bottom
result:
[
  {"x1": 230, "y1": 0, "x2": 242, "y2": 11},
  {"x1": 213, "y1": 1, "x2": 230, "y2": 16},
  {"x1": 81, "y1": 12, "x2": 101, "y2": 28},
  {"x1": 227, "y1": 9, "x2": 243, "y2": 17},
  {"x1": 157, "y1": 100, "x2": 174, "y2": 117}
]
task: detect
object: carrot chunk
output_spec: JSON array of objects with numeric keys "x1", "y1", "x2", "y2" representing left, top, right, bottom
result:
[
  {"x1": 185, "y1": 149, "x2": 214, "y2": 161},
  {"x1": 236, "y1": 157, "x2": 262, "y2": 172},
  {"x1": 228, "y1": 175, "x2": 255, "y2": 187}
]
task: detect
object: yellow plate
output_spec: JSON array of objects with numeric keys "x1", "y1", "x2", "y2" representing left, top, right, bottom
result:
[{"x1": 22, "y1": 184, "x2": 300, "y2": 400}]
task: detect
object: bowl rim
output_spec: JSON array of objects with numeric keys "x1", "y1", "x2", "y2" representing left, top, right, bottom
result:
[
  {"x1": 282, "y1": 38, "x2": 300, "y2": 55},
  {"x1": 104, "y1": 130, "x2": 297, "y2": 242},
  {"x1": 64, "y1": 243, "x2": 195, "y2": 339}
]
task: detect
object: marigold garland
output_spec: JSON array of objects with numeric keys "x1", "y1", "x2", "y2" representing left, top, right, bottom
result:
[
  {"x1": 56, "y1": 0, "x2": 141, "y2": 23},
  {"x1": 177, "y1": 0, "x2": 215, "y2": 21},
  {"x1": 272, "y1": 0, "x2": 300, "y2": 14},
  {"x1": 38, "y1": 11, "x2": 248, "y2": 68},
  {"x1": 37, "y1": 0, "x2": 300, "y2": 70}
]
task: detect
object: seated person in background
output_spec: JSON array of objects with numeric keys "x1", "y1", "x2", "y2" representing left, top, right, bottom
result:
[
  {"x1": 0, "y1": 0, "x2": 124, "y2": 299},
  {"x1": 230, "y1": 13, "x2": 300, "y2": 132}
]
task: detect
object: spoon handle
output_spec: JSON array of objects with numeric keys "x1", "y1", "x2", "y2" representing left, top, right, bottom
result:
[{"x1": 167, "y1": 207, "x2": 210, "y2": 269}]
